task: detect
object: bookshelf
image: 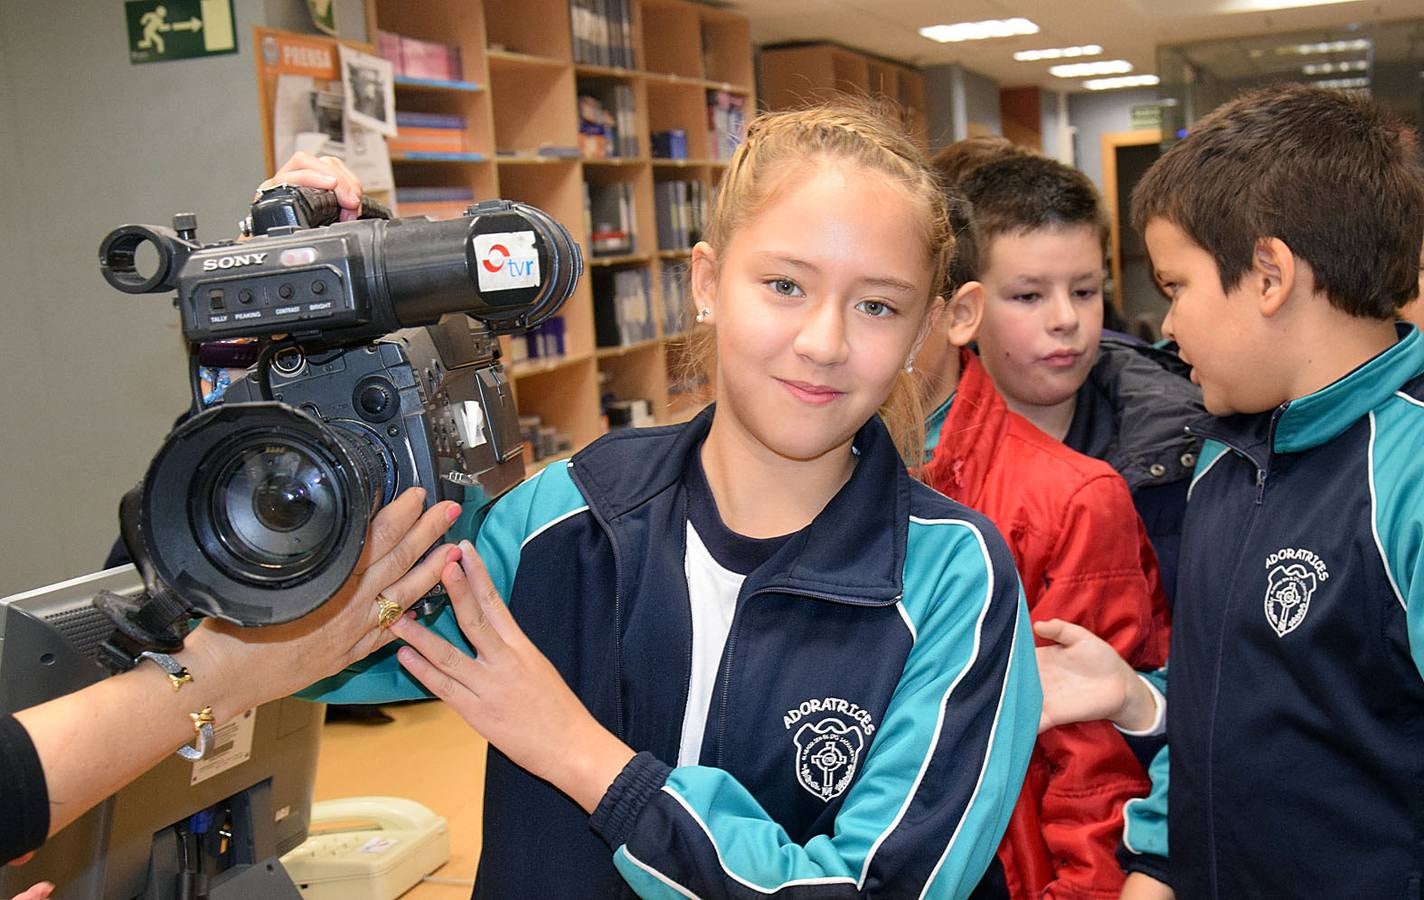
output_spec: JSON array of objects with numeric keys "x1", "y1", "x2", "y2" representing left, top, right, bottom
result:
[
  {"x1": 758, "y1": 42, "x2": 927, "y2": 147},
  {"x1": 335, "y1": 0, "x2": 751, "y2": 451}
]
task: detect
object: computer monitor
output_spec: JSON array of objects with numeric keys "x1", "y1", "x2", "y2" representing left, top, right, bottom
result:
[{"x1": 0, "y1": 566, "x2": 323, "y2": 899}]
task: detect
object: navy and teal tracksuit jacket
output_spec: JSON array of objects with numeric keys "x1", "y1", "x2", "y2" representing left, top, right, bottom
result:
[
  {"x1": 307, "y1": 407, "x2": 1041, "y2": 898},
  {"x1": 1122, "y1": 324, "x2": 1424, "y2": 897}
]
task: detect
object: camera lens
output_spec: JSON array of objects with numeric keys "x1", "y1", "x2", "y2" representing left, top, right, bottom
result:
[
  {"x1": 140, "y1": 403, "x2": 382, "y2": 625},
  {"x1": 211, "y1": 443, "x2": 341, "y2": 570}
]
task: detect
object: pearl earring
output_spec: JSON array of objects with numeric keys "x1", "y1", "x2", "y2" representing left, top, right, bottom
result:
[
  {"x1": 904, "y1": 357, "x2": 916, "y2": 373},
  {"x1": 695, "y1": 307, "x2": 712, "y2": 324}
]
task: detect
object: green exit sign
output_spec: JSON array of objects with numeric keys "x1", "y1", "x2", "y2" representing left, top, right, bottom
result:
[{"x1": 126, "y1": 0, "x2": 237, "y2": 64}]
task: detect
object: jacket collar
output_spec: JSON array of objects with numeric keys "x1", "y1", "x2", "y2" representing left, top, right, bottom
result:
[
  {"x1": 570, "y1": 404, "x2": 908, "y2": 606},
  {"x1": 1070, "y1": 338, "x2": 1205, "y2": 489},
  {"x1": 1191, "y1": 323, "x2": 1424, "y2": 459},
  {"x1": 1273, "y1": 322, "x2": 1424, "y2": 453},
  {"x1": 920, "y1": 349, "x2": 1007, "y2": 508}
]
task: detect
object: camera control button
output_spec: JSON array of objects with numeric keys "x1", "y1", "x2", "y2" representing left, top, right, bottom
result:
[
  {"x1": 208, "y1": 289, "x2": 225, "y2": 311},
  {"x1": 278, "y1": 283, "x2": 295, "y2": 300},
  {"x1": 311, "y1": 280, "x2": 327, "y2": 295},
  {"x1": 354, "y1": 377, "x2": 399, "y2": 423},
  {"x1": 238, "y1": 289, "x2": 255, "y2": 305}
]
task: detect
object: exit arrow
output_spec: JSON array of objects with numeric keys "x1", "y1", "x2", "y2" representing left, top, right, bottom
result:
[{"x1": 171, "y1": 17, "x2": 203, "y2": 32}]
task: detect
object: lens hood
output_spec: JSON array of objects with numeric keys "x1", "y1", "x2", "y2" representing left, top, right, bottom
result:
[{"x1": 140, "y1": 402, "x2": 373, "y2": 626}]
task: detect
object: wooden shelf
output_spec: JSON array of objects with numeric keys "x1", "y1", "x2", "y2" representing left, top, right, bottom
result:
[
  {"x1": 759, "y1": 42, "x2": 927, "y2": 146},
  {"x1": 393, "y1": 74, "x2": 484, "y2": 93},
  {"x1": 487, "y1": 48, "x2": 569, "y2": 71},
  {"x1": 352, "y1": 0, "x2": 752, "y2": 456},
  {"x1": 391, "y1": 151, "x2": 488, "y2": 163},
  {"x1": 510, "y1": 351, "x2": 594, "y2": 380},
  {"x1": 589, "y1": 252, "x2": 653, "y2": 267},
  {"x1": 596, "y1": 337, "x2": 661, "y2": 359},
  {"x1": 651, "y1": 158, "x2": 727, "y2": 169}
]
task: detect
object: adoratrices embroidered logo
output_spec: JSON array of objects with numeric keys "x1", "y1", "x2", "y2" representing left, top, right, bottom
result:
[
  {"x1": 784, "y1": 697, "x2": 876, "y2": 802},
  {"x1": 1264, "y1": 548, "x2": 1329, "y2": 637}
]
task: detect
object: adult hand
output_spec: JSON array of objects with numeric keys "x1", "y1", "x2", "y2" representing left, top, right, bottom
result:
[
  {"x1": 388, "y1": 541, "x2": 636, "y2": 814},
  {"x1": 10, "y1": 880, "x2": 54, "y2": 900},
  {"x1": 1120, "y1": 872, "x2": 1175, "y2": 900},
  {"x1": 186, "y1": 487, "x2": 463, "y2": 722},
  {"x1": 258, "y1": 151, "x2": 363, "y2": 221},
  {"x1": 1034, "y1": 619, "x2": 1156, "y2": 734}
]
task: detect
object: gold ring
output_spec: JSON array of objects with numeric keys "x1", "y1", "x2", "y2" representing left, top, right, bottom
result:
[{"x1": 375, "y1": 594, "x2": 401, "y2": 629}]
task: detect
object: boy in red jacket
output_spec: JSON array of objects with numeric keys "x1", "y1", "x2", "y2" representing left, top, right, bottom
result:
[{"x1": 915, "y1": 186, "x2": 1169, "y2": 898}]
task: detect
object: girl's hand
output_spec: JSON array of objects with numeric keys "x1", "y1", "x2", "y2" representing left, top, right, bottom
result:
[
  {"x1": 10, "y1": 880, "x2": 54, "y2": 900},
  {"x1": 258, "y1": 151, "x2": 363, "y2": 221},
  {"x1": 1033, "y1": 619, "x2": 1158, "y2": 733},
  {"x1": 187, "y1": 488, "x2": 462, "y2": 721},
  {"x1": 1120, "y1": 872, "x2": 1175, "y2": 900},
  {"x1": 389, "y1": 541, "x2": 635, "y2": 813}
]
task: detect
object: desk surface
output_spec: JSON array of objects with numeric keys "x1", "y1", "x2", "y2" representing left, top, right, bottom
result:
[{"x1": 313, "y1": 699, "x2": 487, "y2": 899}]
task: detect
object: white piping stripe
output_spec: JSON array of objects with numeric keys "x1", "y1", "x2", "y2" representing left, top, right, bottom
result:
[
  {"x1": 1186, "y1": 449, "x2": 1227, "y2": 502},
  {"x1": 1121, "y1": 797, "x2": 1150, "y2": 855},
  {"x1": 519, "y1": 505, "x2": 590, "y2": 550},
  {"x1": 1367, "y1": 413, "x2": 1408, "y2": 613},
  {"x1": 859, "y1": 517, "x2": 996, "y2": 889},
  {"x1": 659, "y1": 786, "x2": 858, "y2": 892},
  {"x1": 1395, "y1": 390, "x2": 1424, "y2": 409},
  {"x1": 895, "y1": 600, "x2": 918, "y2": 644},
  {"x1": 619, "y1": 847, "x2": 699, "y2": 898},
  {"x1": 917, "y1": 596, "x2": 1022, "y2": 900}
]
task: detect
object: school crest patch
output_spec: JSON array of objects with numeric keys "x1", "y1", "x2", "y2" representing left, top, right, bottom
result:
[
  {"x1": 1264, "y1": 548, "x2": 1329, "y2": 637},
  {"x1": 783, "y1": 696, "x2": 876, "y2": 802}
]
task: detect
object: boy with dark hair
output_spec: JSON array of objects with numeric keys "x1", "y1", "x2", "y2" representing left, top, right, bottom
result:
[
  {"x1": 943, "y1": 152, "x2": 1205, "y2": 599},
  {"x1": 1037, "y1": 83, "x2": 1424, "y2": 899},
  {"x1": 915, "y1": 198, "x2": 1170, "y2": 899}
]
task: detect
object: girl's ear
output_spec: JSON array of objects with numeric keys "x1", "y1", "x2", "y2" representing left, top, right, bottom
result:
[
  {"x1": 945, "y1": 282, "x2": 985, "y2": 348},
  {"x1": 690, "y1": 241, "x2": 719, "y2": 318}
]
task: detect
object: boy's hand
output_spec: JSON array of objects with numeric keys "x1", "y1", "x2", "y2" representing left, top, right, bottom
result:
[
  {"x1": 1120, "y1": 872, "x2": 1174, "y2": 900},
  {"x1": 1034, "y1": 619, "x2": 1158, "y2": 733}
]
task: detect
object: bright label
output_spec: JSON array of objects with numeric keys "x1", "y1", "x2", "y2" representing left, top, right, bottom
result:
[{"x1": 473, "y1": 231, "x2": 540, "y2": 292}]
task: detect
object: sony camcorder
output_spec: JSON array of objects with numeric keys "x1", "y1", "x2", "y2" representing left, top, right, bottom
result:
[{"x1": 95, "y1": 186, "x2": 581, "y2": 663}]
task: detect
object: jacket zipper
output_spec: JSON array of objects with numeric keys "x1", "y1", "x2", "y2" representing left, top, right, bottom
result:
[
  {"x1": 712, "y1": 584, "x2": 894, "y2": 766},
  {"x1": 1190, "y1": 410, "x2": 1279, "y2": 897}
]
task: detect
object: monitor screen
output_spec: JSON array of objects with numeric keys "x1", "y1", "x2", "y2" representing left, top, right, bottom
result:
[{"x1": 0, "y1": 566, "x2": 323, "y2": 899}]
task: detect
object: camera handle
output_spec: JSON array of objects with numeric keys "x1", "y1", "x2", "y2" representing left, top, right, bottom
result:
[{"x1": 244, "y1": 185, "x2": 391, "y2": 237}]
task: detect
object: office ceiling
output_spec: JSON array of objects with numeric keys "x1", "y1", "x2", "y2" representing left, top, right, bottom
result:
[{"x1": 727, "y1": 0, "x2": 1424, "y2": 90}]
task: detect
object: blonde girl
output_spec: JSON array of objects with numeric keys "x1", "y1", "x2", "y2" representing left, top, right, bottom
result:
[{"x1": 290, "y1": 103, "x2": 1040, "y2": 898}]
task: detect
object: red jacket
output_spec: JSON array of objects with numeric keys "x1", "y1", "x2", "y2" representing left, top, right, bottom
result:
[{"x1": 922, "y1": 350, "x2": 1170, "y2": 899}]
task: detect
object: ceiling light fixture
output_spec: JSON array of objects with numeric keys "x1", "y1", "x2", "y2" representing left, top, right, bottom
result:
[
  {"x1": 919, "y1": 18, "x2": 1039, "y2": 43},
  {"x1": 1082, "y1": 74, "x2": 1160, "y2": 91},
  {"x1": 1314, "y1": 76, "x2": 1370, "y2": 89},
  {"x1": 1014, "y1": 45, "x2": 1102, "y2": 61},
  {"x1": 1050, "y1": 60, "x2": 1134, "y2": 78},
  {"x1": 1277, "y1": 38, "x2": 1372, "y2": 55},
  {"x1": 1302, "y1": 59, "x2": 1368, "y2": 75}
]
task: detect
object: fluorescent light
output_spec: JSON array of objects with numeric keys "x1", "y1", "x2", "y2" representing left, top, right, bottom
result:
[
  {"x1": 1314, "y1": 76, "x2": 1370, "y2": 89},
  {"x1": 1014, "y1": 45, "x2": 1102, "y2": 62},
  {"x1": 1278, "y1": 38, "x2": 1372, "y2": 55},
  {"x1": 919, "y1": 18, "x2": 1039, "y2": 43},
  {"x1": 1302, "y1": 59, "x2": 1368, "y2": 75},
  {"x1": 1050, "y1": 60, "x2": 1134, "y2": 78},
  {"x1": 1083, "y1": 74, "x2": 1160, "y2": 91}
]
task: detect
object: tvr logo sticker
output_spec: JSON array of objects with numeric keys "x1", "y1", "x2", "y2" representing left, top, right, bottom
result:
[{"x1": 1264, "y1": 548, "x2": 1329, "y2": 637}]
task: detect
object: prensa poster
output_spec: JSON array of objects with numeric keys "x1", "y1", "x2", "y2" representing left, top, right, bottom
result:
[{"x1": 338, "y1": 44, "x2": 397, "y2": 137}]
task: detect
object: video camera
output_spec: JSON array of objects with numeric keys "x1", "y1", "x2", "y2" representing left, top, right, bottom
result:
[{"x1": 95, "y1": 186, "x2": 581, "y2": 665}]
